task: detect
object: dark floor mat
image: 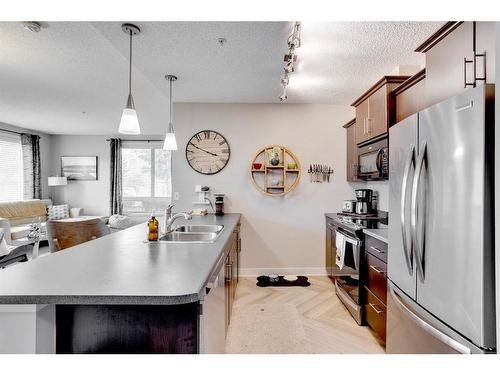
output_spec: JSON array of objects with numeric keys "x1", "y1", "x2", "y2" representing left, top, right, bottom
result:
[{"x1": 256, "y1": 275, "x2": 311, "y2": 287}]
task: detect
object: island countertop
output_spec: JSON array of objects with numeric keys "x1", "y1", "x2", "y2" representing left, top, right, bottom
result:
[{"x1": 0, "y1": 213, "x2": 241, "y2": 305}]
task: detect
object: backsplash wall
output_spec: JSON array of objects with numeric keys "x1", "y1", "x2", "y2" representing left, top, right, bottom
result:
[{"x1": 365, "y1": 181, "x2": 389, "y2": 211}]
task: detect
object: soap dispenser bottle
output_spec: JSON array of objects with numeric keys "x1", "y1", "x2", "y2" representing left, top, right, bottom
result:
[{"x1": 147, "y1": 212, "x2": 159, "y2": 241}]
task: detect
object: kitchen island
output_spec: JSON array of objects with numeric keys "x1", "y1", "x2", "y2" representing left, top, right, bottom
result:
[{"x1": 0, "y1": 214, "x2": 241, "y2": 354}]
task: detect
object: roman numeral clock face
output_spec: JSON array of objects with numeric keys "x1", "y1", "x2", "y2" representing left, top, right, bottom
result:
[{"x1": 185, "y1": 130, "x2": 230, "y2": 175}]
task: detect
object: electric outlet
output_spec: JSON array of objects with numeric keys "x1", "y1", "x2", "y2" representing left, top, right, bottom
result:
[{"x1": 173, "y1": 192, "x2": 180, "y2": 201}]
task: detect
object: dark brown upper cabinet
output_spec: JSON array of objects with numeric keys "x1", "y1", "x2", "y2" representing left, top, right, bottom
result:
[
  {"x1": 352, "y1": 76, "x2": 409, "y2": 145},
  {"x1": 392, "y1": 69, "x2": 426, "y2": 124},
  {"x1": 415, "y1": 21, "x2": 495, "y2": 108},
  {"x1": 343, "y1": 118, "x2": 360, "y2": 182}
]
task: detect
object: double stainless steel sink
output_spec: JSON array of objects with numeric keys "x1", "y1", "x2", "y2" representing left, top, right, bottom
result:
[{"x1": 158, "y1": 225, "x2": 224, "y2": 243}]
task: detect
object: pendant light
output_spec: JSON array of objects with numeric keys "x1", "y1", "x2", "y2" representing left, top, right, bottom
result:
[
  {"x1": 163, "y1": 74, "x2": 178, "y2": 150},
  {"x1": 118, "y1": 23, "x2": 141, "y2": 135}
]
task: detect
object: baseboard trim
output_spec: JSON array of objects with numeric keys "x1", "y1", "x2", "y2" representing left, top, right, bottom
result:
[{"x1": 239, "y1": 267, "x2": 327, "y2": 277}]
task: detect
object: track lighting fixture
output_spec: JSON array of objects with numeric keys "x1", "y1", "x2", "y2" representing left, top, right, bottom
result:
[
  {"x1": 287, "y1": 22, "x2": 302, "y2": 49},
  {"x1": 279, "y1": 21, "x2": 301, "y2": 103}
]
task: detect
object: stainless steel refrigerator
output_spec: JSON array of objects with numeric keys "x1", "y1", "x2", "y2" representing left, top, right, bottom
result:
[{"x1": 387, "y1": 84, "x2": 496, "y2": 354}]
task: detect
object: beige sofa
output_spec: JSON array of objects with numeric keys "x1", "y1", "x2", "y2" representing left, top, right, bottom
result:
[{"x1": 0, "y1": 199, "x2": 82, "y2": 244}]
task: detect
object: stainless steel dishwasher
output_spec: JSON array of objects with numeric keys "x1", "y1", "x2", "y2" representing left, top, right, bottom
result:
[{"x1": 200, "y1": 254, "x2": 226, "y2": 353}]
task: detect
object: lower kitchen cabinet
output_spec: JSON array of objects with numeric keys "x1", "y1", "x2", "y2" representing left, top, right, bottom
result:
[
  {"x1": 363, "y1": 232, "x2": 388, "y2": 344},
  {"x1": 364, "y1": 287, "x2": 387, "y2": 342},
  {"x1": 325, "y1": 218, "x2": 336, "y2": 278},
  {"x1": 225, "y1": 222, "x2": 241, "y2": 333}
]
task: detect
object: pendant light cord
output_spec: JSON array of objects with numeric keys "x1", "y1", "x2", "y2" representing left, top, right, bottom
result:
[
  {"x1": 169, "y1": 78, "x2": 173, "y2": 124},
  {"x1": 128, "y1": 30, "x2": 132, "y2": 96}
]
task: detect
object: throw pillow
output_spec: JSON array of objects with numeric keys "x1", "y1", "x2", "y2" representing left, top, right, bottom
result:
[
  {"x1": 47, "y1": 204, "x2": 69, "y2": 220},
  {"x1": 108, "y1": 214, "x2": 132, "y2": 229}
]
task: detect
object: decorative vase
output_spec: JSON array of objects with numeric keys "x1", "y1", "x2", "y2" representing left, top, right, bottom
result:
[{"x1": 268, "y1": 146, "x2": 282, "y2": 166}]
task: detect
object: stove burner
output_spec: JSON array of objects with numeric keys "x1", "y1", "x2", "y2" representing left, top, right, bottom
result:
[
  {"x1": 337, "y1": 212, "x2": 379, "y2": 219},
  {"x1": 334, "y1": 216, "x2": 364, "y2": 231},
  {"x1": 333, "y1": 212, "x2": 384, "y2": 231}
]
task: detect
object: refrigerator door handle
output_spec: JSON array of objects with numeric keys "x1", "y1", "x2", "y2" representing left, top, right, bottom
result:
[
  {"x1": 389, "y1": 286, "x2": 471, "y2": 354},
  {"x1": 400, "y1": 145, "x2": 415, "y2": 275},
  {"x1": 411, "y1": 142, "x2": 426, "y2": 282}
]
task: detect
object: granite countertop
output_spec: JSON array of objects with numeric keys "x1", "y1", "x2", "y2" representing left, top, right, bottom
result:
[
  {"x1": 0, "y1": 213, "x2": 241, "y2": 305},
  {"x1": 363, "y1": 228, "x2": 388, "y2": 243}
]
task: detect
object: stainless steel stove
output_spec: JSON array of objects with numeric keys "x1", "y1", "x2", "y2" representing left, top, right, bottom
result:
[{"x1": 327, "y1": 212, "x2": 387, "y2": 325}]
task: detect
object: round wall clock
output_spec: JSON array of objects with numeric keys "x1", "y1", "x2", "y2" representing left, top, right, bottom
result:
[{"x1": 185, "y1": 130, "x2": 230, "y2": 175}]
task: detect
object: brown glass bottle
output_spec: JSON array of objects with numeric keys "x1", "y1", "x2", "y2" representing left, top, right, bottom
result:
[{"x1": 148, "y1": 215, "x2": 159, "y2": 241}]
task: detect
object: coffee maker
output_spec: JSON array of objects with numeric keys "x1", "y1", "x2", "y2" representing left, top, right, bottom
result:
[{"x1": 355, "y1": 189, "x2": 373, "y2": 215}]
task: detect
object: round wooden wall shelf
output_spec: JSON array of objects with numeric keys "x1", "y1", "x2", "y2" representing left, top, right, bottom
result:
[{"x1": 250, "y1": 145, "x2": 301, "y2": 197}]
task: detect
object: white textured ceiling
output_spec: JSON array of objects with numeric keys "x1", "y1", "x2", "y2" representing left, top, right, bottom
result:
[{"x1": 0, "y1": 21, "x2": 442, "y2": 135}]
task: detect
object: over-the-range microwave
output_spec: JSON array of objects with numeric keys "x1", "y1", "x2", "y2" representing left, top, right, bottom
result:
[{"x1": 357, "y1": 136, "x2": 388, "y2": 180}]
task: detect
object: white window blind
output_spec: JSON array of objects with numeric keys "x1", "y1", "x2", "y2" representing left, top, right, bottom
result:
[
  {"x1": 0, "y1": 131, "x2": 23, "y2": 201},
  {"x1": 121, "y1": 141, "x2": 172, "y2": 214}
]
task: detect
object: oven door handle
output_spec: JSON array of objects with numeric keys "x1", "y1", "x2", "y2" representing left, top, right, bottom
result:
[{"x1": 335, "y1": 228, "x2": 361, "y2": 245}]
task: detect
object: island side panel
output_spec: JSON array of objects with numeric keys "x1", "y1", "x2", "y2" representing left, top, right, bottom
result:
[
  {"x1": 36, "y1": 304, "x2": 56, "y2": 353},
  {"x1": 55, "y1": 303, "x2": 199, "y2": 354}
]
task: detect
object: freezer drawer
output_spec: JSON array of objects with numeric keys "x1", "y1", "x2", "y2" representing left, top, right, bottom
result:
[{"x1": 386, "y1": 282, "x2": 490, "y2": 354}]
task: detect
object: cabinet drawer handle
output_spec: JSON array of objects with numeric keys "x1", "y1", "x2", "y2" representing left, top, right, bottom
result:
[
  {"x1": 369, "y1": 303, "x2": 385, "y2": 315},
  {"x1": 370, "y1": 246, "x2": 385, "y2": 254},
  {"x1": 369, "y1": 265, "x2": 386, "y2": 274},
  {"x1": 366, "y1": 118, "x2": 371, "y2": 134},
  {"x1": 363, "y1": 118, "x2": 367, "y2": 134}
]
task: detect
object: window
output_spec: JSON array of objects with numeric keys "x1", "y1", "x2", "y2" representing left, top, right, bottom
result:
[
  {"x1": 0, "y1": 131, "x2": 23, "y2": 201},
  {"x1": 121, "y1": 142, "x2": 172, "y2": 214}
]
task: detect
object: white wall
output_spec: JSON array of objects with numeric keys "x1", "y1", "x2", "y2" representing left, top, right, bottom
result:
[
  {"x1": 51, "y1": 104, "x2": 362, "y2": 273},
  {"x1": 50, "y1": 134, "x2": 164, "y2": 216},
  {"x1": 50, "y1": 135, "x2": 110, "y2": 215},
  {"x1": 173, "y1": 104, "x2": 356, "y2": 274},
  {"x1": 0, "y1": 122, "x2": 52, "y2": 200}
]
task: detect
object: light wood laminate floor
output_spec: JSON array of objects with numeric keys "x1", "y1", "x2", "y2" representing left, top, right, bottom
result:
[{"x1": 226, "y1": 276, "x2": 385, "y2": 354}]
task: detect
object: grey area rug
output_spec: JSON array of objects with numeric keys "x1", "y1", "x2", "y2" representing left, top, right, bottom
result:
[{"x1": 225, "y1": 303, "x2": 313, "y2": 354}]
